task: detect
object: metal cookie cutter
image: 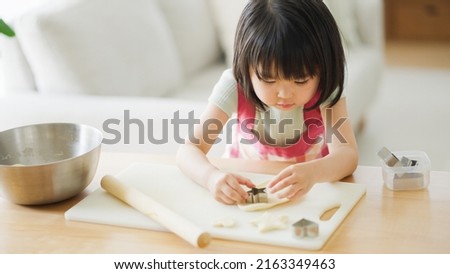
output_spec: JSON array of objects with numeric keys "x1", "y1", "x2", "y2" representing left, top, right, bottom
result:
[
  {"x1": 393, "y1": 172, "x2": 424, "y2": 189},
  {"x1": 377, "y1": 147, "x2": 401, "y2": 167},
  {"x1": 246, "y1": 187, "x2": 268, "y2": 204},
  {"x1": 400, "y1": 156, "x2": 418, "y2": 167},
  {"x1": 377, "y1": 147, "x2": 418, "y2": 168},
  {"x1": 293, "y1": 218, "x2": 319, "y2": 238}
]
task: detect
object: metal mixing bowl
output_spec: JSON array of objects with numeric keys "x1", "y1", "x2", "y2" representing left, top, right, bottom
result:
[{"x1": 0, "y1": 123, "x2": 103, "y2": 205}]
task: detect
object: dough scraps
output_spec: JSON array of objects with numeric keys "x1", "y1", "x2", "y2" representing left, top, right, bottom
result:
[
  {"x1": 251, "y1": 212, "x2": 289, "y2": 233},
  {"x1": 212, "y1": 217, "x2": 236, "y2": 228}
]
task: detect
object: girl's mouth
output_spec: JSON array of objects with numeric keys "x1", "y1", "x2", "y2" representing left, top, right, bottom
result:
[{"x1": 276, "y1": 103, "x2": 295, "y2": 110}]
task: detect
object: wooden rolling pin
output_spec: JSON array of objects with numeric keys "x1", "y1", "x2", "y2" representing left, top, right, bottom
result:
[{"x1": 101, "y1": 175, "x2": 211, "y2": 248}]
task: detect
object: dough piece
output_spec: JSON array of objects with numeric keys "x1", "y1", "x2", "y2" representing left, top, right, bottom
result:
[
  {"x1": 251, "y1": 212, "x2": 289, "y2": 233},
  {"x1": 212, "y1": 217, "x2": 236, "y2": 228},
  {"x1": 238, "y1": 184, "x2": 290, "y2": 212},
  {"x1": 238, "y1": 196, "x2": 289, "y2": 211}
]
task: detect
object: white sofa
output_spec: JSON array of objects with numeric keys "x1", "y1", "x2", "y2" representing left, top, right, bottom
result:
[{"x1": 0, "y1": 0, "x2": 384, "y2": 157}]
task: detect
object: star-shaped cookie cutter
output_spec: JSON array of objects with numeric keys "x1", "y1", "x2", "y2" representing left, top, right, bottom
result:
[{"x1": 246, "y1": 187, "x2": 268, "y2": 204}]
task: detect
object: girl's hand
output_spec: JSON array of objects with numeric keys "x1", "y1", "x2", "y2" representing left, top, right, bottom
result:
[
  {"x1": 266, "y1": 164, "x2": 315, "y2": 200},
  {"x1": 207, "y1": 171, "x2": 255, "y2": 205}
]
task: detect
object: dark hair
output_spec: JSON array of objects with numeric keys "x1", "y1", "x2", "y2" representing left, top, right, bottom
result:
[{"x1": 233, "y1": 0, "x2": 345, "y2": 111}]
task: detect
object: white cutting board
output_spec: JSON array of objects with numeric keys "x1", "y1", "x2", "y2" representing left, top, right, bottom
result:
[{"x1": 65, "y1": 163, "x2": 366, "y2": 250}]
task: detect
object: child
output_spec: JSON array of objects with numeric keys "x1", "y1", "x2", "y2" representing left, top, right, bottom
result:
[{"x1": 176, "y1": 0, "x2": 358, "y2": 204}]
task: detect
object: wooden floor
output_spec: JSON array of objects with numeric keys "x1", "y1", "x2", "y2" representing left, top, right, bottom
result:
[{"x1": 385, "y1": 40, "x2": 450, "y2": 69}]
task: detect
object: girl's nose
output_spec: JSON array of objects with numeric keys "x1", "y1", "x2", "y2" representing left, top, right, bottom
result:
[{"x1": 277, "y1": 87, "x2": 293, "y2": 99}]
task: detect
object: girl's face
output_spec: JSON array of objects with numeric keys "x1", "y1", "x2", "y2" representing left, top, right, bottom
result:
[{"x1": 250, "y1": 68, "x2": 319, "y2": 111}]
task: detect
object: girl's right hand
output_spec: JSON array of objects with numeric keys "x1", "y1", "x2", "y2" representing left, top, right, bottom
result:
[{"x1": 207, "y1": 171, "x2": 255, "y2": 205}]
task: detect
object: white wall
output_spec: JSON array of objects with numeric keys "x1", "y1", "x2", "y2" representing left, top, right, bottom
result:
[{"x1": 0, "y1": 0, "x2": 54, "y2": 20}]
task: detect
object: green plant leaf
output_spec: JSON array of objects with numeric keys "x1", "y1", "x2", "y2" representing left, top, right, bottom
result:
[{"x1": 0, "y1": 18, "x2": 15, "y2": 37}]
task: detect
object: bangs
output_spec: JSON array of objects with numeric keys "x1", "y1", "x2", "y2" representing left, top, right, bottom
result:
[{"x1": 251, "y1": 22, "x2": 319, "y2": 81}]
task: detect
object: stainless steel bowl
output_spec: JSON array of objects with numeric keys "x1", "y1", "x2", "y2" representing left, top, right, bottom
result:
[{"x1": 0, "y1": 123, "x2": 103, "y2": 205}]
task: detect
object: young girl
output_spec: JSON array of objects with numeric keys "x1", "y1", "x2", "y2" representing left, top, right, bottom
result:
[{"x1": 176, "y1": 0, "x2": 358, "y2": 204}]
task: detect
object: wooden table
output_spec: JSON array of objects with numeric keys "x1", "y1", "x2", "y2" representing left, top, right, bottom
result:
[{"x1": 1, "y1": 151, "x2": 449, "y2": 253}]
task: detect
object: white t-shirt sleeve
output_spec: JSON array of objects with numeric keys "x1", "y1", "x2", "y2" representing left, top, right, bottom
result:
[{"x1": 208, "y1": 69, "x2": 238, "y2": 117}]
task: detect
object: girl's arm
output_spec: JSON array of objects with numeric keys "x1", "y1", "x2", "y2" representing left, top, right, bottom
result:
[
  {"x1": 176, "y1": 102, "x2": 255, "y2": 204},
  {"x1": 267, "y1": 97, "x2": 358, "y2": 199}
]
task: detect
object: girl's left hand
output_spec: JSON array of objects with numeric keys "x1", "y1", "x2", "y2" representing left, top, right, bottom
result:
[{"x1": 266, "y1": 164, "x2": 315, "y2": 200}]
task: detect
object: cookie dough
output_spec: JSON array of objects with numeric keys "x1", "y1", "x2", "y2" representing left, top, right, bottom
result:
[
  {"x1": 251, "y1": 212, "x2": 289, "y2": 233},
  {"x1": 212, "y1": 217, "x2": 236, "y2": 228}
]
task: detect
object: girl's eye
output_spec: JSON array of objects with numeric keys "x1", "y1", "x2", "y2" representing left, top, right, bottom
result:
[
  {"x1": 261, "y1": 78, "x2": 276, "y2": 84},
  {"x1": 294, "y1": 79, "x2": 309, "y2": 85}
]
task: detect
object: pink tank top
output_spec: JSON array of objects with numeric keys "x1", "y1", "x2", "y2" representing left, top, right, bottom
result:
[{"x1": 227, "y1": 85, "x2": 329, "y2": 162}]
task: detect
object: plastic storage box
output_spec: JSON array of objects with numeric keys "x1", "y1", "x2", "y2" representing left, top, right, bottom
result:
[{"x1": 380, "y1": 151, "x2": 431, "y2": 191}]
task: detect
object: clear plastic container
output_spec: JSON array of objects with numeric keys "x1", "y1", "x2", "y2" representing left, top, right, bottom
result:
[{"x1": 380, "y1": 151, "x2": 431, "y2": 191}]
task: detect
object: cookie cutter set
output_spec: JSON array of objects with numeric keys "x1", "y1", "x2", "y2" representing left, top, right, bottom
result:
[{"x1": 377, "y1": 147, "x2": 431, "y2": 190}]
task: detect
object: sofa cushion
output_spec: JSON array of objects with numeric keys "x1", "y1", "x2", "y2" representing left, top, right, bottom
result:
[
  {"x1": 355, "y1": 0, "x2": 384, "y2": 48},
  {"x1": 15, "y1": 0, "x2": 183, "y2": 96},
  {"x1": 168, "y1": 63, "x2": 227, "y2": 101},
  {"x1": 208, "y1": 0, "x2": 248, "y2": 67},
  {"x1": 0, "y1": 35, "x2": 36, "y2": 93},
  {"x1": 157, "y1": 0, "x2": 222, "y2": 77},
  {"x1": 323, "y1": 0, "x2": 362, "y2": 48},
  {"x1": 345, "y1": 47, "x2": 383, "y2": 128}
]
